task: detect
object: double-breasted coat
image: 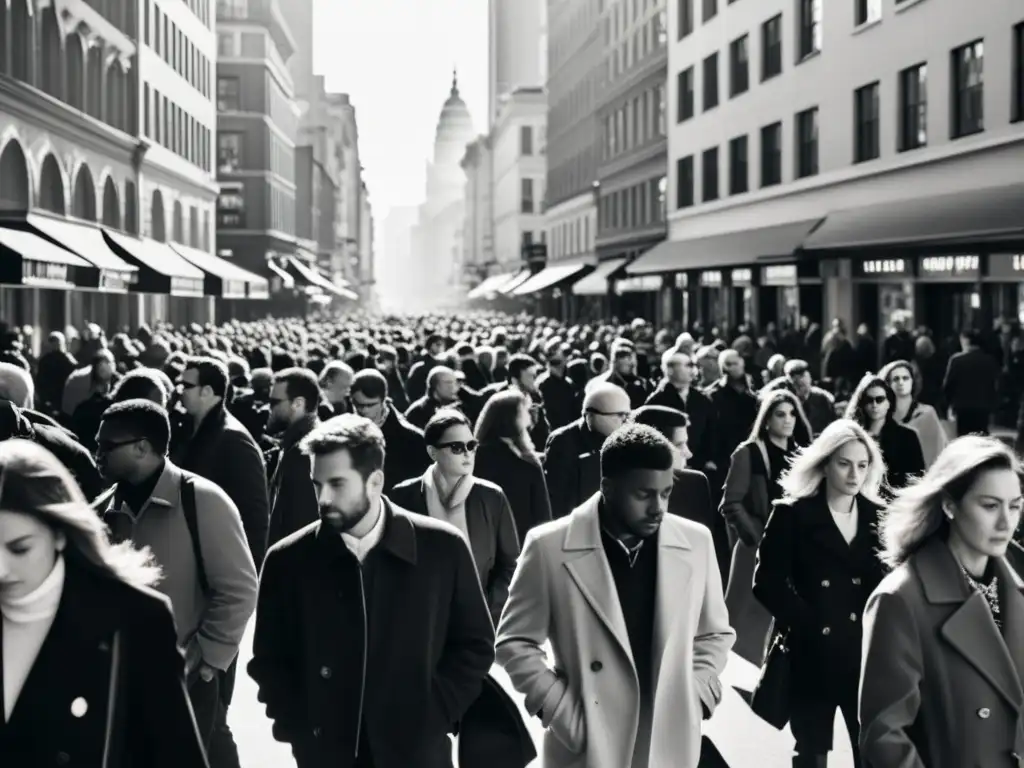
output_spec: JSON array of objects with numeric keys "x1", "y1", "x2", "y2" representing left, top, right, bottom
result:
[
  {"x1": 495, "y1": 493, "x2": 735, "y2": 768},
  {"x1": 860, "y1": 538, "x2": 1024, "y2": 768},
  {"x1": 0, "y1": 557, "x2": 208, "y2": 767}
]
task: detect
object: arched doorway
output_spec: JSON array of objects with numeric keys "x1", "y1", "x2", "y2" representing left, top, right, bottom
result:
[
  {"x1": 65, "y1": 30, "x2": 85, "y2": 112},
  {"x1": 86, "y1": 43, "x2": 104, "y2": 119},
  {"x1": 38, "y1": 154, "x2": 66, "y2": 214},
  {"x1": 72, "y1": 164, "x2": 97, "y2": 221},
  {"x1": 40, "y1": 6, "x2": 62, "y2": 100},
  {"x1": 172, "y1": 199, "x2": 184, "y2": 243},
  {"x1": 150, "y1": 189, "x2": 166, "y2": 242},
  {"x1": 101, "y1": 177, "x2": 121, "y2": 228},
  {"x1": 0, "y1": 140, "x2": 31, "y2": 211},
  {"x1": 10, "y1": 0, "x2": 32, "y2": 83},
  {"x1": 124, "y1": 180, "x2": 138, "y2": 234}
]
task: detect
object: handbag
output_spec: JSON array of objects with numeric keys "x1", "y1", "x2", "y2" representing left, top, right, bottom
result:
[{"x1": 750, "y1": 620, "x2": 791, "y2": 730}]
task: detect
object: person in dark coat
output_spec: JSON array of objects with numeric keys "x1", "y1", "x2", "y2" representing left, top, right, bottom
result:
[
  {"x1": 349, "y1": 369, "x2": 431, "y2": 492},
  {"x1": 376, "y1": 345, "x2": 410, "y2": 413},
  {"x1": 0, "y1": 439, "x2": 208, "y2": 767},
  {"x1": 473, "y1": 389, "x2": 553, "y2": 545},
  {"x1": 590, "y1": 341, "x2": 649, "y2": 409},
  {"x1": 942, "y1": 328, "x2": 1000, "y2": 436},
  {"x1": 543, "y1": 383, "x2": 631, "y2": 519},
  {"x1": 405, "y1": 365, "x2": 461, "y2": 429},
  {"x1": 535, "y1": 341, "x2": 577, "y2": 431},
  {"x1": 249, "y1": 415, "x2": 531, "y2": 768},
  {"x1": 34, "y1": 331, "x2": 77, "y2": 416},
  {"x1": 753, "y1": 419, "x2": 888, "y2": 768},
  {"x1": 704, "y1": 349, "x2": 760, "y2": 481},
  {"x1": 645, "y1": 346, "x2": 717, "y2": 475},
  {"x1": 265, "y1": 368, "x2": 321, "y2": 548}
]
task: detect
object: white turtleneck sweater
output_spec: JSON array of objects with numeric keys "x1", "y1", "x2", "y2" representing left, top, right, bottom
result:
[{"x1": 2, "y1": 555, "x2": 65, "y2": 721}]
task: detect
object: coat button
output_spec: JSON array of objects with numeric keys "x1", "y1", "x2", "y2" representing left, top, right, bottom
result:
[
  {"x1": 312, "y1": 726, "x2": 322, "y2": 737},
  {"x1": 849, "y1": 613, "x2": 858, "y2": 622},
  {"x1": 977, "y1": 707, "x2": 991, "y2": 719},
  {"x1": 320, "y1": 666, "x2": 332, "y2": 679},
  {"x1": 821, "y1": 579, "x2": 830, "y2": 587},
  {"x1": 70, "y1": 697, "x2": 89, "y2": 717},
  {"x1": 851, "y1": 577, "x2": 862, "y2": 585},
  {"x1": 822, "y1": 626, "x2": 831, "y2": 636},
  {"x1": 56, "y1": 753, "x2": 70, "y2": 766},
  {"x1": 591, "y1": 660, "x2": 603, "y2": 672}
]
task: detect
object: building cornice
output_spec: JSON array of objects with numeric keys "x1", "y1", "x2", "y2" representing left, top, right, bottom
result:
[{"x1": 597, "y1": 48, "x2": 667, "y2": 112}]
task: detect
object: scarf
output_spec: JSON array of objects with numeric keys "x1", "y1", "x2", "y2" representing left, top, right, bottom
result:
[{"x1": 424, "y1": 465, "x2": 474, "y2": 541}]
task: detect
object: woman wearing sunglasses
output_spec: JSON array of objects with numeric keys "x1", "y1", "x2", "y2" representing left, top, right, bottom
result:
[
  {"x1": 388, "y1": 408, "x2": 520, "y2": 628},
  {"x1": 844, "y1": 374, "x2": 925, "y2": 495}
]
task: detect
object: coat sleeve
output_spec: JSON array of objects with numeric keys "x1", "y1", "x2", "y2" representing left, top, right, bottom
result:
[
  {"x1": 543, "y1": 431, "x2": 574, "y2": 519},
  {"x1": 692, "y1": 525, "x2": 736, "y2": 717},
  {"x1": 719, "y1": 446, "x2": 761, "y2": 545},
  {"x1": 530, "y1": 463, "x2": 554, "y2": 532},
  {"x1": 192, "y1": 484, "x2": 259, "y2": 671},
  {"x1": 247, "y1": 544, "x2": 306, "y2": 748},
  {"x1": 434, "y1": 531, "x2": 496, "y2": 727},
  {"x1": 752, "y1": 504, "x2": 815, "y2": 633},
  {"x1": 486, "y1": 490, "x2": 521, "y2": 628},
  {"x1": 221, "y1": 430, "x2": 271, "y2": 568},
  {"x1": 859, "y1": 588, "x2": 927, "y2": 768},
  {"x1": 268, "y1": 451, "x2": 318, "y2": 548}
]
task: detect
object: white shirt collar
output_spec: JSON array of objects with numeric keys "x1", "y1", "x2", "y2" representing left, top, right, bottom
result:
[{"x1": 341, "y1": 498, "x2": 387, "y2": 563}]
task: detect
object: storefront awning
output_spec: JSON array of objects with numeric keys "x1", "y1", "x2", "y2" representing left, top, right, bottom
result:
[
  {"x1": 170, "y1": 244, "x2": 270, "y2": 300},
  {"x1": 802, "y1": 183, "x2": 1024, "y2": 250},
  {"x1": 0, "y1": 226, "x2": 91, "y2": 288},
  {"x1": 512, "y1": 261, "x2": 593, "y2": 296},
  {"x1": 287, "y1": 257, "x2": 358, "y2": 300},
  {"x1": 103, "y1": 231, "x2": 206, "y2": 297},
  {"x1": 467, "y1": 271, "x2": 519, "y2": 299},
  {"x1": 266, "y1": 260, "x2": 295, "y2": 289},
  {"x1": 496, "y1": 270, "x2": 532, "y2": 295},
  {"x1": 573, "y1": 258, "x2": 628, "y2": 296},
  {"x1": 25, "y1": 214, "x2": 137, "y2": 292},
  {"x1": 626, "y1": 220, "x2": 821, "y2": 275}
]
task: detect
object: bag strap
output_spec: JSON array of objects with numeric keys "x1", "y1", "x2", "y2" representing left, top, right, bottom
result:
[
  {"x1": 180, "y1": 475, "x2": 209, "y2": 597},
  {"x1": 101, "y1": 631, "x2": 123, "y2": 768}
]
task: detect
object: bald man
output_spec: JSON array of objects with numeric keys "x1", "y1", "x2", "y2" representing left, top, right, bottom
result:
[{"x1": 543, "y1": 382, "x2": 631, "y2": 519}]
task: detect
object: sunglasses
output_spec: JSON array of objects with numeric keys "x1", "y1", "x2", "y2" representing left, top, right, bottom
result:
[
  {"x1": 437, "y1": 440, "x2": 479, "y2": 455},
  {"x1": 864, "y1": 395, "x2": 888, "y2": 405}
]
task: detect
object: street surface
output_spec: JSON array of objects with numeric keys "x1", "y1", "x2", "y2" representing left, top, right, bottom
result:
[{"x1": 231, "y1": 619, "x2": 855, "y2": 768}]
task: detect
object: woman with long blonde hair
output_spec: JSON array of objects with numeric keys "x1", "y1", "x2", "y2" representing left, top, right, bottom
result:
[
  {"x1": 752, "y1": 419, "x2": 887, "y2": 766},
  {"x1": 0, "y1": 439, "x2": 207, "y2": 766},
  {"x1": 860, "y1": 436, "x2": 1024, "y2": 768}
]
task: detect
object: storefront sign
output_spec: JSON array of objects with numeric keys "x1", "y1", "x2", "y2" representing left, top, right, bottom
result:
[
  {"x1": 700, "y1": 270, "x2": 722, "y2": 287},
  {"x1": 730, "y1": 268, "x2": 753, "y2": 286},
  {"x1": 248, "y1": 282, "x2": 270, "y2": 299},
  {"x1": 674, "y1": 273, "x2": 688, "y2": 289},
  {"x1": 987, "y1": 253, "x2": 1024, "y2": 280},
  {"x1": 170, "y1": 276, "x2": 205, "y2": 297},
  {"x1": 223, "y1": 280, "x2": 248, "y2": 299},
  {"x1": 854, "y1": 258, "x2": 910, "y2": 277},
  {"x1": 760, "y1": 264, "x2": 797, "y2": 286},
  {"x1": 22, "y1": 259, "x2": 71, "y2": 287},
  {"x1": 615, "y1": 275, "x2": 662, "y2": 294},
  {"x1": 98, "y1": 270, "x2": 133, "y2": 292},
  {"x1": 918, "y1": 254, "x2": 979, "y2": 279}
]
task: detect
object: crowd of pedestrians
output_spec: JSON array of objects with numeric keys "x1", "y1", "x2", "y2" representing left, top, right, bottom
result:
[{"x1": 0, "y1": 309, "x2": 1022, "y2": 768}]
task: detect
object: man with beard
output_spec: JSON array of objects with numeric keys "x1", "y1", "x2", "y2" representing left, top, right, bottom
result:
[
  {"x1": 266, "y1": 367, "x2": 322, "y2": 548},
  {"x1": 248, "y1": 414, "x2": 497, "y2": 768},
  {"x1": 496, "y1": 424, "x2": 733, "y2": 768}
]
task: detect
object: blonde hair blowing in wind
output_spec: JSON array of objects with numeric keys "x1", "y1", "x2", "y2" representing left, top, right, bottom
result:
[
  {"x1": 0, "y1": 439, "x2": 161, "y2": 589},
  {"x1": 778, "y1": 418, "x2": 887, "y2": 506},
  {"x1": 877, "y1": 435, "x2": 1022, "y2": 569}
]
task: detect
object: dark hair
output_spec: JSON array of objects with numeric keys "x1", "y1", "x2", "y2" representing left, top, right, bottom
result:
[
  {"x1": 631, "y1": 405, "x2": 690, "y2": 439},
  {"x1": 112, "y1": 369, "x2": 168, "y2": 407},
  {"x1": 299, "y1": 414, "x2": 385, "y2": 481},
  {"x1": 350, "y1": 369, "x2": 388, "y2": 400},
  {"x1": 185, "y1": 356, "x2": 229, "y2": 398},
  {"x1": 423, "y1": 408, "x2": 471, "y2": 447},
  {"x1": 600, "y1": 423, "x2": 675, "y2": 480},
  {"x1": 100, "y1": 399, "x2": 171, "y2": 456},
  {"x1": 844, "y1": 374, "x2": 895, "y2": 427},
  {"x1": 274, "y1": 367, "x2": 321, "y2": 411},
  {"x1": 507, "y1": 354, "x2": 538, "y2": 383}
]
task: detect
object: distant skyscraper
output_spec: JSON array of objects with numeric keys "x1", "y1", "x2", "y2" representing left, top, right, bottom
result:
[{"x1": 488, "y1": 0, "x2": 547, "y2": 126}]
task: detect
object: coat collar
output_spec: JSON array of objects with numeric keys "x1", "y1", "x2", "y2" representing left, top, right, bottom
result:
[
  {"x1": 107, "y1": 459, "x2": 184, "y2": 518},
  {"x1": 314, "y1": 496, "x2": 417, "y2": 565},
  {"x1": 913, "y1": 538, "x2": 1024, "y2": 711}
]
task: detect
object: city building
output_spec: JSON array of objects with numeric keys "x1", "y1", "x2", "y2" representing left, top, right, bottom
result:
[
  {"x1": 378, "y1": 204, "x2": 418, "y2": 310},
  {"x1": 326, "y1": 93, "x2": 368, "y2": 296},
  {"x1": 634, "y1": 0, "x2": 1024, "y2": 342},
  {"x1": 358, "y1": 180, "x2": 375, "y2": 307},
  {"x1": 460, "y1": 135, "x2": 494, "y2": 284},
  {"x1": 593, "y1": 0, "x2": 669, "y2": 323},
  {"x1": 0, "y1": 0, "x2": 266, "y2": 341},
  {"x1": 541, "y1": 0, "x2": 603, "y2": 318},
  {"x1": 488, "y1": 0, "x2": 548, "y2": 126},
  {"x1": 410, "y1": 72, "x2": 477, "y2": 309}
]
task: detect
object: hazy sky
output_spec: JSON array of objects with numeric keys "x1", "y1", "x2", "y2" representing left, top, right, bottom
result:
[{"x1": 313, "y1": 0, "x2": 488, "y2": 218}]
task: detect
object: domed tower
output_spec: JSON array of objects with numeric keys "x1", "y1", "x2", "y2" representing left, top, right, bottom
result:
[{"x1": 425, "y1": 69, "x2": 476, "y2": 211}]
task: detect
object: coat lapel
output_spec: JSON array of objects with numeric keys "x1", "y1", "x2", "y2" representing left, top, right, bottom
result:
[
  {"x1": 652, "y1": 519, "x2": 693, "y2": 684},
  {"x1": 562, "y1": 494, "x2": 634, "y2": 669}
]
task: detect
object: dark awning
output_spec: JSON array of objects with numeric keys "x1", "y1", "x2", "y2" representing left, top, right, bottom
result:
[
  {"x1": 170, "y1": 243, "x2": 269, "y2": 299},
  {"x1": 103, "y1": 231, "x2": 206, "y2": 297},
  {"x1": 512, "y1": 260, "x2": 593, "y2": 296},
  {"x1": 25, "y1": 214, "x2": 137, "y2": 292},
  {"x1": 626, "y1": 219, "x2": 822, "y2": 275},
  {"x1": 0, "y1": 226, "x2": 92, "y2": 288},
  {"x1": 803, "y1": 183, "x2": 1024, "y2": 251}
]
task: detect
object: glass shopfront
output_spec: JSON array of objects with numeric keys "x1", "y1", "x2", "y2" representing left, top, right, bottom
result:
[
  {"x1": 730, "y1": 268, "x2": 754, "y2": 328},
  {"x1": 759, "y1": 264, "x2": 800, "y2": 330},
  {"x1": 985, "y1": 252, "x2": 1024, "y2": 326},
  {"x1": 699, "y1": 270, "x2": 727, "y2": 331},
  {"x1": 917, "y1": 254, "x2": 981, "y2": 341},
  {"x1": 853, "y1": 256, "x2": 915, "y2": 337}
]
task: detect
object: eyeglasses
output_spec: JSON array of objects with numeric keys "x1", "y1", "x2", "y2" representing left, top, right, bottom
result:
[
  {"x1": 437, "y1": 440, "x2": 479, "y2": 455},
  {"x1": 586, "y1": 408, "x2": 630, "y2": 420},
  {"x1": 864, "y1": 395, "x2": 888, "y2": 405},
  {"x1": 96, "y1": 437, "x2": 144, "y2": 454}
]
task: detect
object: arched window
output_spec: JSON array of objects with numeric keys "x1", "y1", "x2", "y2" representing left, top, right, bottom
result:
[
  {"x1": 102, "y1": 177, "x2": 121, "y2": 229},
  {"x1": 86, "y1": 43, "x2": 104, "y2": 119},
  {"x1": 38, "y1": 154, "x2": 66, "y2": 214},
  {"x1": 124, "y1": 180, "x2": 138, "y2": 234},
  {"x1": 172, "y1": 199, "x2": 184, "y2": 243},
  {"x1": 150, "y1": 189, "x2": 166, "y2": 242},
  {"x1": 40, "y1": 7, "x2": 63, "y2": 99},
  {"x1": 71, "y1": 165, "x2": 97, "y2": 221},
  {"x1": 0, "y1": 140, "x2": 31, "y2": 211},
  {"x1": 189, "y1": 205, "x2": 200, "y2": 247},
  {"x1": 65, "y1": 31, "x2": 86, "y2": 111}
]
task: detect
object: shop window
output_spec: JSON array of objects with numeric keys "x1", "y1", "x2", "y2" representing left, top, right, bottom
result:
[
  {"x1": 854, "y1": 81, "x2": 880, "y2": 162},
  {"x1": 729, "y1": 135, "x2": 748, "y2": 195},
  {"x1": 795, "y1": 106, "x2": 819, "y2": 177},
  {"x1": 730, "y1": 35, "x2": 749, "y2": 97},
  {"x1": 951, "y1": 39, "x2": 984, "y2": 138},
  {"x1": 703, "y1": 52, "x2": 719, "y2": 111},
  {"x1": 701, "y1": 147, "x2": 719, "y2": 202},
  {"x1": 898, "y1": 63, "x2": 927, "y2": 151},
  {"x1": 762, "y1": 14, "x2": 782, "y2": 81},
  {"x1": 760, "y1": 121, "x2": 782, "y2": 187},
  {"x1": 677, "y1": 66, "x2": 694, "y2": 122}
]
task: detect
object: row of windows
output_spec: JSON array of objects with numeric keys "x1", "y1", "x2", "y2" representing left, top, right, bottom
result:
[
  {"x1": 144, "y1": 0, "x2": 212, "y2": 99},
  {"x1": 185, "y1": 0, "x2": 212, "y2": 27},
  {"x1": 605, "y1": 9, "x2": 667, "y2": 82},
  {"x1": 549, "y1": 0, "x2": 602, "y2": 70},
  {"x1": 608, "y1": 0, "x2": 662, "y2": 44},
  {"x1": 548, "y1": 215, "x2": 593, "y2": 261},
  {"x1": 602, "y1": 83, "x2": 665, "y2": 161},
  {"x1": 549, "y1": 69, "x2": 599, "y2": 137},
  {"x1": 547, "y1": 146, "x2": 598, "y2": 207},
  {"x1": 598, "y1": 177, "x2": 667, "y2": 233},
  {"x1": 143, "y1": 84, "x2": 213, "y2": 173}
]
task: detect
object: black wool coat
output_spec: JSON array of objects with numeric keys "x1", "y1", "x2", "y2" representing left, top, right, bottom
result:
[
  {"x1": 472, "y1": 440, "x2": 552, "y2": 545},
  {"x1": 378, "y1": 404, "x2": 431, "y2": 492}
]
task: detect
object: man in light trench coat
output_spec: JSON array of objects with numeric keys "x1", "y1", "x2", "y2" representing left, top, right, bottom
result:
[{"x1": 495, "y1": 423, "x2": 735, "y2": 768}]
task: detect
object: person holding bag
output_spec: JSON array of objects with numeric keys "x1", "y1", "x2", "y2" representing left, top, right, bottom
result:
[{"x1": 752, "y1": 419, "x2": 888, "y2": 768}]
